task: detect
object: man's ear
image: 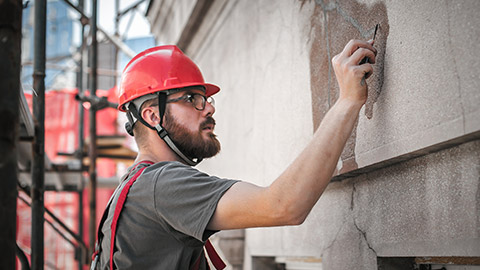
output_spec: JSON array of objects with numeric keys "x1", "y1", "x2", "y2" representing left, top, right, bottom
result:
[{"x1": 141, "y1": 107, "x2": 160, "y2": 127}]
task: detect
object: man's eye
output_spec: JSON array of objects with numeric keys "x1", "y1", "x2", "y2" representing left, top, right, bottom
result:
[{"x1": 185, "y1": 95, "x2": 195, "y2": 103}]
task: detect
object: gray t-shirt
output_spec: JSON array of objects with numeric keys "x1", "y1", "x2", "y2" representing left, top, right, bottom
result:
[{"x1": 97, "y1": 161, "x2": 238, "y2": 269}]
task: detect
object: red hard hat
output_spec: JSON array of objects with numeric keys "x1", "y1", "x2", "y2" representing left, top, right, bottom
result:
[{"x1": 118, "y1": 45, "x2": 220, "y2": 111}]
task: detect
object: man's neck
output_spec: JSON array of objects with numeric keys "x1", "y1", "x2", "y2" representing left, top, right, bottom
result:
[
  {"x1": 134, "y1": 129, "x2": 186, "y2": 165},
  {"x1": 135, "y1": 146, "x2": 183, "y2": 165}
]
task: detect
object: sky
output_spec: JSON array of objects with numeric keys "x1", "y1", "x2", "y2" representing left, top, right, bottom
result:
[
  {"x1": 72, "y1": 0, "x2": 152, "y2": 45},
  {"x1": 98, "y1": 0, "x2": 151, "y2": 38}
]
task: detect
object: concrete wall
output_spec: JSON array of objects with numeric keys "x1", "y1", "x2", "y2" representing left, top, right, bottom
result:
[{"x1": 147, "y1": 0, "x2": 480, "y2": 269}]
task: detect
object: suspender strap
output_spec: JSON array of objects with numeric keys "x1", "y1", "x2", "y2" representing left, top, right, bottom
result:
[
  {"x1": 205, "y1": 239, "x2": 227, "y2": 270},
  {"x1": 90, "y1": 161, "x2": 153, "y2": 270},
  {"x1": 109, "y1": 161, "x2": 154, "y2": 270},
  {"x1": 191, "y1": 239, "x2": 226, "y2": 270}
]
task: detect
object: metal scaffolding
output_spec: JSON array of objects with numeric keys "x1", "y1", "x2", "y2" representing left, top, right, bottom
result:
[
  {"x1": 76, "y1": 0, "x2": 86, "y2": 267},
  {"x1": 0, "y1": 1, "x2": 22, "y2": 269},
  {"x1": 88, "y1": 0, "x2": 99, "y2": 257},
  {"x1": 9, "y1": 0, "x2": 144, "y2": 268},
  {"x1": 31, "y1": 0, "x2": 47, "y2": 269}
]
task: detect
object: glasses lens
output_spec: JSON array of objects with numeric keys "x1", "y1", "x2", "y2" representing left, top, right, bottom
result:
[
  {"x1": 207, "y1": 96, "x2": 215, "y2": 107},
  {"x1": 193, "y1": 94, "x2": 206, "y2": 110}
]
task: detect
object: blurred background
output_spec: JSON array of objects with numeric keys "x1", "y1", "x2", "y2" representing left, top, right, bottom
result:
[{"x1": 3, "y1": 0, "x2": 480, "y2": 270}]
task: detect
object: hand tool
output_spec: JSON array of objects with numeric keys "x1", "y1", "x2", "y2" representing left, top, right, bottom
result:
[{"x1": 359, "y1": 24, "x2": 379, "y2": 65}]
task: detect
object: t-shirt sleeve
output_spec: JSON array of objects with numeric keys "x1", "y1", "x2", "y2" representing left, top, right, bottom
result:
[{"x1": 152, "y1": 162, "x2": 239, "y2": 242}]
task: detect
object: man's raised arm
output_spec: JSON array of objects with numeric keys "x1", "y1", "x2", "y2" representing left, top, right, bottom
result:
[{"x1": 208, "y1": 39, "x2": 377, "y2": 230}]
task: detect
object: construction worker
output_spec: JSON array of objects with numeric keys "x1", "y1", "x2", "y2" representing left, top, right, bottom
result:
[{"x1": 92, "y1": 39, "x2": 377, "y2": 269}]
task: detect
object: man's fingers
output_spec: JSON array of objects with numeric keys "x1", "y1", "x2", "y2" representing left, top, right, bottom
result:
[
  {"x1": 350, "y1": 48, "x2": 376, "y2": 66},
  {"x1": 357, "y1": 63, "x2": 374, "y2": 80},
  {"x1": 332, "y1": 48, "x2": 375, "y2": 80},
  {"x1": 342, "y1": 39, "x2": 377, "y2": 58}
]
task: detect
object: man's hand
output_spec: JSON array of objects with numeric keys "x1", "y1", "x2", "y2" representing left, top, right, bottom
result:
[{"x1": 332, "y1": 39, "x2": 377, "y2": 105}]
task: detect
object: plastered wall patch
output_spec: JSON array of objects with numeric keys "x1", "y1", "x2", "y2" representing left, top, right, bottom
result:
[{"x1": 304, "y1": 0, "x2": 389, "y2": 175}]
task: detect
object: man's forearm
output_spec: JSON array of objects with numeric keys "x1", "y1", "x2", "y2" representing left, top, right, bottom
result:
[{"x1": 268, "y1": 98, "x2": 363, "y2": 224}]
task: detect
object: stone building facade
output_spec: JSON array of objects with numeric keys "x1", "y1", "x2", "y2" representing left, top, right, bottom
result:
[{"x1": 146, "y1": 1, "x2": 480, "y2": 269}]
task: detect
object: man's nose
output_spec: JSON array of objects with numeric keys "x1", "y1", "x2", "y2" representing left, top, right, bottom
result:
[{"x1": 203, "y1": 100, "x2": 215, "y2": 117}]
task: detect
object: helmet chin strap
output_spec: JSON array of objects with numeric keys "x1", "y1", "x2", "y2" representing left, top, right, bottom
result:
[
  {"x1": 125, "y1": 93, "x2": 202, "y2": 166},
  {"x1": 153, "y1": 124, "x2": 202, "y2": 166}
]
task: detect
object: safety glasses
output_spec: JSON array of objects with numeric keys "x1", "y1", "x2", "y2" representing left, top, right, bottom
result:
[{"x1": 166, "y1": 93, "x2": 215, "y2": 111}]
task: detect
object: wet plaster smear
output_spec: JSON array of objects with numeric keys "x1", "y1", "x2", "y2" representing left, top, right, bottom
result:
[{"x1": 303, "y1": 0, "x2": 389, "y2": 175}]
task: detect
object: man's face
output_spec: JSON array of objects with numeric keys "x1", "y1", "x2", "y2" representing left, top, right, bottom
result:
[{"x1": 163, "y1": 88, "x2": 221, "y2": 159}]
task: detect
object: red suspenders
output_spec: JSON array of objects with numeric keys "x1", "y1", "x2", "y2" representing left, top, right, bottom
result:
[
  {"x1": 203, "y1": 240, "x2": 227, "y2": 270},
  {"x1": 91, "y1": 161, "x2": 226, "y2": 270},
  {"x1": 190, "y1": 239, "x2": 226, "y2": 270},
  {"x1": 108, "y1": 161, "x2": 154, "y2": 270}
]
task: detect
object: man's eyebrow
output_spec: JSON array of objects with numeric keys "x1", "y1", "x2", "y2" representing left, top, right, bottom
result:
[{"x1": 183, "y1": 91, "x2": 205, "y2": 96}]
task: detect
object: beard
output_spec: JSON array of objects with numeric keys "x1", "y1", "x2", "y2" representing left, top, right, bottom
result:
[{"x1": 163, "y1": 112, "x2": 221, "y2": 160}]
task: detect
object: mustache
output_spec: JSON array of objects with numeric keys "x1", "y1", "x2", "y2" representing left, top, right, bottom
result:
[{"x1": 200, "y1": 116, "x2": 216, "y2": 130}]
